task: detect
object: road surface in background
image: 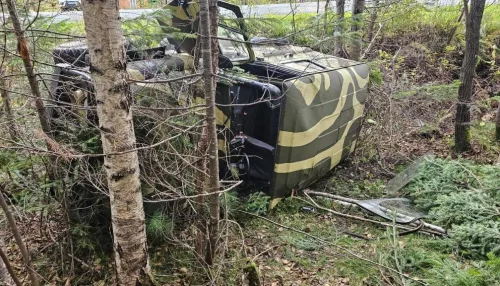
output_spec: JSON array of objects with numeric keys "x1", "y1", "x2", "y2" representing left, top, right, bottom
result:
[{"x1": 28, "y1": 0, "x2": 471, "y2": 23}]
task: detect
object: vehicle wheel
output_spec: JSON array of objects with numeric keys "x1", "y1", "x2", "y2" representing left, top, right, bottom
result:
[
  {"x1": 52, "y1": 40, "x2": 89, "y2": 67},
  {"x1": 53, "y1": 39, "x2": 134, "y2": 67}
]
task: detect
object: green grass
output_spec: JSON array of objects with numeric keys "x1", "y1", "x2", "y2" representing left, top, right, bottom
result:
[
  {"x1": 394, "y1": 81, "x2": 460, "y2": 101},
  {"x1": 471, "y1": 121, "x2": 500, "y2": 153},
  {"x1": 219, "y1": 159, "x2": 500, "y2": 285}
]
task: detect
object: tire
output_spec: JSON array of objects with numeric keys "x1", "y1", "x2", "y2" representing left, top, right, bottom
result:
[
  {"x1": 52, "y1": 39, "x2": 134, "y2": 67},
  {"x1": 52, "y1": 40, "x2": 89, "y2": 67}
]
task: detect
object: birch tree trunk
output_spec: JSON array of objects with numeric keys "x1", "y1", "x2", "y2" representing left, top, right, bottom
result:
[
  {"x1": 455, "y1": 0, "x2": 486, "y2": 152},
  {"x1": 350, "y1": 0, "x2": 365, "y2": 60},
  {"x1": 334, "y1": 0, "x2": 344, "y2": 56},
  {"x1": 80, "y1": 1, "x2": 151, "y2": 284},
  {"x1": 199, "y1": 0, "x2": 221, "y2": 266}
]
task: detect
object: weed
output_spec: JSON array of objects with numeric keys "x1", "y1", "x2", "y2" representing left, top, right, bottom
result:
[
  {"x1": 451, "y1": 221, "x2": 500, "y2": 256},
  {"x1": 471, "y1": 121, "x2": 500, "y2": 153},
  {"x1": 122, "y1": 11, "x2": 171, "y2": 49},
  {"x1": 71, "y1": 223, "x2": 98, "y2": 254},
  {"x1": 426, "y1": 260, "x2": 487, "y2": 286},
  {"x1": 368, "y1": 62, "x2": 384, "y2": 85},
  {"x1": 170, "y1": 134, "x2": 194, "y2": 153},
  {"x1": 221, "y1": 191, "x2": 240, "y2": 217},
  {"x1": 146, "y1": 211, "x2": 173, "y2": 244},
  {"x1": 244, "y1": 191, "x2": 270, "y2": 216},
  {"x1": 327, "y1": 177, "x2": 387, "y2": 198},
  {"x1": 333, "y1": 258, "x2": 380, "y2": 285},
  {"x1": 281, "y1": 234, "x2": 322, "y2": 251}
]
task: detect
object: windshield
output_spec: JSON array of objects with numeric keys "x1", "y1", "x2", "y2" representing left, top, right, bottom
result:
[
  {"x1": 218, "y1": 26, "x2": 249, "y2": 61},
  {"x1": 165, "y1": 1, "x2": 252, "y2": 62},
  {"x1": 216, "y1": 5, "x2": 251, "y2": 62},
  {"x1": 219, "y1": 6, "x2": 242, "y2": 30}
]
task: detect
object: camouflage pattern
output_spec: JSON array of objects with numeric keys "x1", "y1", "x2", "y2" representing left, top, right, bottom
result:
[
  {"x1": 134, "y1": 3, "x2": 370, "y2": 203},
  {"x1": 52, "y1": 0, "x2": 370, "y2": 206},
  {"x1": 127, "y1": 54, "x2": 197, "y2": 108},
  {"x1": 270, "y1": 57, "x2": 369, "y2": 205},
  {"x1": 215, "y1": 84, "x2": 232, "y2": 160},
  {"x1": 252, "y1": 45, "x2": 359, "y2": 69},
  {"x1": 125, "y1": 52, "x2": 233, "y2": 162},
  {"x1": 168, "y1": 1, "x2": 200, "y2": 21}
]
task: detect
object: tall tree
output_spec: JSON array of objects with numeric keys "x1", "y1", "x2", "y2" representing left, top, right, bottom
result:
[
  {"x1": 366, "y1": 0, "x2": 379, "y2": 43},
  {"x1": 80, "y1": 1, "x2": 151, "y2": 284},
  {"x1": 334, "y1": 0, "x2": 345, "y2": 56},
  {"x1": 4, "y1": 0, "x2": 58, "y2": 186},
  {"x1": 4, "y1": 0, "x2": 51, "y2": 137},
  {"x1": 199, "y1": 0, "x2": 221, "y2": 265},
  {"x1": 350, "y1": 0, "x2": 365, "y2": 60},
  {"x1": 195, "y1": 127, "x2": 208, "y2": 257},
  {"x1": 455, "y1": 0, "x2": 486, "y2": 152}
]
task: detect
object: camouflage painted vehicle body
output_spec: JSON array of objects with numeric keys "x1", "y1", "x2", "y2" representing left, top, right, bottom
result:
[
  {"x1": 49, "y1": 0, "x2": 369, "y2": 204},
  {"x1": 271, "y1": 60, "x2": 368, "y2": 204}
]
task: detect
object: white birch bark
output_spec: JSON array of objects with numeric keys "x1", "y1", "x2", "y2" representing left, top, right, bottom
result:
[{"x1": 80, "y1": 0, "x2": 151, "y2": 284}]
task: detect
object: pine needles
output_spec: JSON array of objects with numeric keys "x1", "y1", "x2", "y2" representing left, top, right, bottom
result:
[{"x1": 404, "y1": 158, "x2": 500, "y2": 257}]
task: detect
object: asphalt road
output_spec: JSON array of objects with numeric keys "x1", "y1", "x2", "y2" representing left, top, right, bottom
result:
[
  {"x1": 29, "y1": 0, "x2": 466, "y2": 23},
  {"x1": 33, "y1": 3, "x2": 325, "y2": 23}
]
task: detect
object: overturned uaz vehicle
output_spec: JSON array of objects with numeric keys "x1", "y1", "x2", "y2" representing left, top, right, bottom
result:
[{"x1": 49, "y1": 0, "x2": 369, "y2": 206}]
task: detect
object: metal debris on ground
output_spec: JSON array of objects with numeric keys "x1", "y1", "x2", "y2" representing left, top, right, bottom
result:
[
  {"x1": 304, "y1": 190, "x2": 446, "y2": 236},
  {"x1": 384, "y1": 153, "x2": 435, "y2": 196}
]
